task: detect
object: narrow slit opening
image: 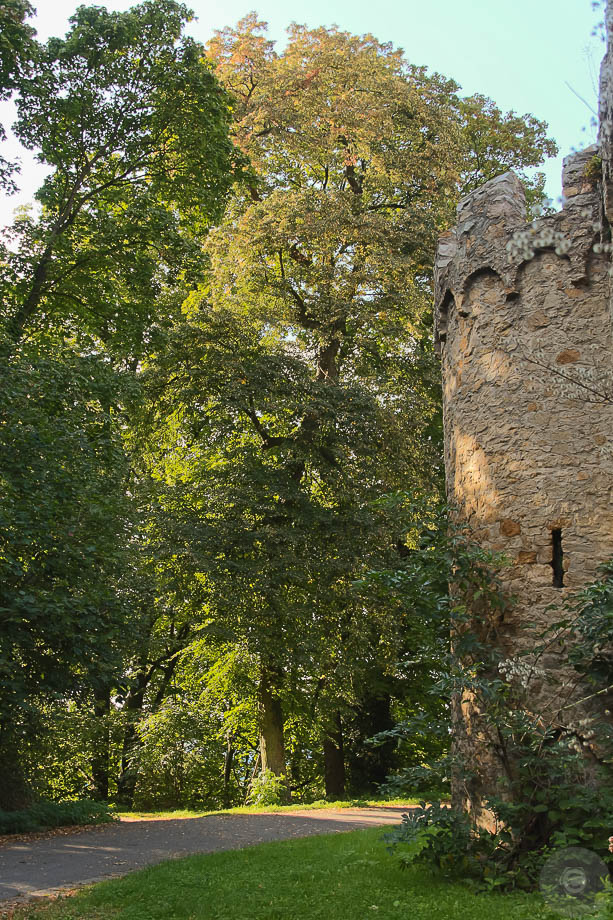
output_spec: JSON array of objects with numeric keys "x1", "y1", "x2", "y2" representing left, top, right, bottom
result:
[{"x1": 551, "y1": 528, "x2": 564, "y2": 588}]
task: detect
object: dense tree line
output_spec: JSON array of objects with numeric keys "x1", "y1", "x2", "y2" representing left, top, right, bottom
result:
[{"x1": 0, "y1": 0, "x2": 556, "y2": 810}]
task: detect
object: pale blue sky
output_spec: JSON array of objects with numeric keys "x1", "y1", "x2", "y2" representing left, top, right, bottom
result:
[{"x1": 0, "y1": 0, "x2": 603, "y2": 215}]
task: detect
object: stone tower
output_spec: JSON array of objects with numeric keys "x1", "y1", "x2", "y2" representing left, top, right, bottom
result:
[{"x1": 434, "y1": 123, "x2": 613, "y2": 813}]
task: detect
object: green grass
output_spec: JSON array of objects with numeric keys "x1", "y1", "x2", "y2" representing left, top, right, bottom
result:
[
  {"x1": 12, "y1": 826, "x2": 554, "y2": 920},
  {"x1": 115, "y1": 797, "x2": 422, "y2": 820}
]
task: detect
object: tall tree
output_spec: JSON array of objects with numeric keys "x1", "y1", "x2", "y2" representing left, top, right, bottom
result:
[
  {"x1": 0, "y1": 1, "x2": 236, "y2": 807},
  {"x1": 139, "y1": 17, "x2": 557, "y2": 788},
  {"x1": 0, "y1": 339, "x2": 132, "y2": 807},
  {"x1": 140, "y1": 309, "x2": 411, "y2": 785}
]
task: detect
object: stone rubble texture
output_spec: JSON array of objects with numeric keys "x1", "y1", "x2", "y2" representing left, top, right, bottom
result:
[{"x1": 434, "y1": 3, "x2": 613, "y2": 818}]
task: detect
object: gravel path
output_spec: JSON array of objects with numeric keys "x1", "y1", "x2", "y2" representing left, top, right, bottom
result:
[{"x1": 0, "y1": 806, "x2": 409, "y2": 902}]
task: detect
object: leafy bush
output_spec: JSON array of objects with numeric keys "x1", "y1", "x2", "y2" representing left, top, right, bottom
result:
[
  {"x1": 384, "y1": 670, "x2": 613, "y2": 890},
  {"x1": 385, "y1": 803, "x2": 483, "y2": 878},
  {"x1": 247, "y1": 769, "x2": 287, "y2": 806},
  {"x1": 485, "y1": 720, "x2": 613, "y2": 858},
  {"x1": 0, "y1": 798, "x2": 117, "y2": 834},
  {"x1": 384, "y1": 655, "x2": 613, "y2": 890},
  {"x1": 387, "y1": 772, "x2": 613, "y2": 893}
]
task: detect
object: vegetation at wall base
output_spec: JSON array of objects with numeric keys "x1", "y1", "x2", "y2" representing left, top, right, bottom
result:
[
  {"x1": 373, "y1": 517, "x2": 613, "y2": 892},
  {"x1": 385, "y1": 790, "x2": 613, "y2": 894}
]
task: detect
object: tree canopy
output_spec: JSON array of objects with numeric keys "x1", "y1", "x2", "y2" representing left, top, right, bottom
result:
[
  {"x1": 134, "y1": 15, "x2": 557, "y2": 789},
  {"x1": 0, "y1": 5, "x2": 558, "y2": 809},
  {"x1": 0, "y1": 0, "x2": 237, "y2": 807},
  {"x1": 2, "y1": 0, "x2": 237, "y2": 351}
]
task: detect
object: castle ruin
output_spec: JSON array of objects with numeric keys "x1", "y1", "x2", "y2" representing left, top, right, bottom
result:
[{"x1": 434, "y1": 5, "x2": 613, "y2": 818}]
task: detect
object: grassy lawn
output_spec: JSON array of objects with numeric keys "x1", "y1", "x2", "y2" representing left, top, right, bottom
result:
[
  {"x1": 115, "y1": 798, "x2": 423, "y2": 820},
  {"x1": 11, "y1": 825, "x2": 555, "y2": 920}
]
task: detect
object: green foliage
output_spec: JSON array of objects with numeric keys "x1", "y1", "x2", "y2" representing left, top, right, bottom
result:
[
  {"x1": 0, "y1": 336, "x2": 135, "y2": 806},
  {"x1": 133, "y1": 700, "x2": 223, "y2": 809},
  {"x1": 456, "y1": 93, "x2": 557, "y2": 214},
  {"x1": 0, "y1": 0, "x2": 236, "y2": 810},
  {"x1": 139, "y1": 293, "x2": 433, "y2": 788},
  {"x1": 0, "y1": 0, "x2": 36, "y2": 190},
  {"x1": 0, "y1": 798, "x2": 116, "y2": 834},
  {"x1": 563, "y1": 561, "x2": 613, "y2": 690},
  {"x1": 385, "y1": 803, "x2": 484, "y2": 878},
  {"x1": 130, "y1": 683, "x2": 257, "y2": 810},
  {"x1": 362, "y1": 498, "x2": 508, "y2": 795},
  {"x1": 247, "y1": 769, "x2": 288, "y2": 806},
  {"x1": 592, "y1": 879, "x2": 613, "y2": 920},
  {"x1": 2, "y1": 0, "x2": 236, "y2": 347},
  {"x1": 0, "y1": 0, "x2": 34, "y2": 94},
  {"x1": 387, "y1": 754, "x2": 613, "y2": 893}
]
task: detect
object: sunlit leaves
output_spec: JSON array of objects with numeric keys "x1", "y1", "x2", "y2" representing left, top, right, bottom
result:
[{"x1": 2, "y1": 0, "x2": 237, "y2": 348}]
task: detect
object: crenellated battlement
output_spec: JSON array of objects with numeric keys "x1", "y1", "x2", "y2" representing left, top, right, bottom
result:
[{"x1": 434, "y1": 146, "x2": 602, "y2": 355}]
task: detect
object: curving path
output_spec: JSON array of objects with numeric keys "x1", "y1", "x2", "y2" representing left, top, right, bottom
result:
[{"x1": 0, "y1": 806, "x2": 410, "y2": 902}]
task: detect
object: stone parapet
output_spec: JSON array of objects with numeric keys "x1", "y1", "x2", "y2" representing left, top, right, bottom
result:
[{"x1": 435, "y1": 148, "x2": 601, "y2": 354}]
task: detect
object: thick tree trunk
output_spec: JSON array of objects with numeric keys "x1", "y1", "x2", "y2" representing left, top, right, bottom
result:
[
  {"x1": 258, "y1": 665, "x2": 287, "y2": 785},
  {"x1": 323, "y1": 711, "x2": 346, "y2": 798},
  {"x1": 91, "y1": 687, "x2": 111, "y2": 801},
  {"x1": 316, "y1": 337, "x2": 341, "y2": 382}
]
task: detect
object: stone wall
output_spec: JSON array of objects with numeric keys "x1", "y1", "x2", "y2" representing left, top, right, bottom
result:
[
  {"x1": 600, "y1": 0, "x2": 613, "y2": 224},
  {"x1": 434, "y1": 147, "x2": 613, "y2": 818}
]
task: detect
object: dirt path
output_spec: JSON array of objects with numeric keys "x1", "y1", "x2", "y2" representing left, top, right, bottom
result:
[{"x1": 0, "y1": 806, "x2": 410, "y2": 902}]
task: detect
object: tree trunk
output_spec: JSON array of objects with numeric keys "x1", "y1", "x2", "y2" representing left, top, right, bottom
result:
[
  {"x1": 0, "y1": 730, "x2": 31, "y2": 811},
  {"x1": 91, "y1": 687, "x2": 111, "y2": 801},
  {"x1": 346, "y1": 690, "x2": 396, "y2": 795},
  {"x1": 116, "y1": 645, "x2": 183, "y2": 806},
  {"x1": 258, "y1": 665, "x2": 287, "y2": 782},
  {"x1": 222, "y1": 733, "x2": 235, "y2": 807},
  {"x1": 116, "y1": 722, "x2": 139, "y2": 806},
  {"x1": 116, "y1": 691, "x2": 145, "y2": 807},
  {"x1": 323, "y1": 711, "x2": 346, "y2": 798},
  {"x1": 116, "y1": 671, "x2": 148, "y2": 806},
  {"x1": 317, "y1": 337, "x2": 341, "y2": 382}
]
